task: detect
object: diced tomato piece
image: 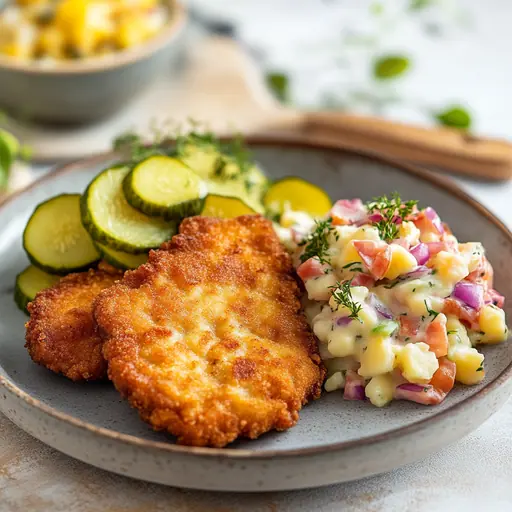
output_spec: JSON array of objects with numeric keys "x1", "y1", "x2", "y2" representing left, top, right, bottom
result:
[
  {"x1": 297, "y1": 257, "x2": 328, "y2": 281},
  {"x1": 426, "y1": 237, "x2": 458, "y2": 257},
  {"x1": 350, "y1": 273, "x2": 375, "y2": 288},
  {"x1": 467, "y1": 256, "x2": 493, "y2": 290},
  {"x1": 429, "y1": 357, "x2": 456, "y2": 395},
  {"x1": 412, "y1": 208, "x2": 443, "y2": 241},
  {"x1": 395, "y1": 358, "x2": 455, "y2": 405},
  {"x1": 425, "y1": 313, "x2": 448, "y2": 358},
  {"x1": 443, "y1": 298, "x2": 480, "y2": 331},
  {"x1": 399, "y1": 316, "x2": 420, "y2": 337},
  {"x1": 352, "y1": 240, "x2": 391, "y2": 280},
  {"x1": 330, "y1": 199, "x2": 366, "y2": 226},
  {"x1": 484, "y1": 288, "x2": 505, "y2": 308}
]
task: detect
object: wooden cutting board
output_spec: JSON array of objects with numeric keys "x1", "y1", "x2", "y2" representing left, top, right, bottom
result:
[{"x1": 6, "y1": 36, "x2": 512, "y2": 180}]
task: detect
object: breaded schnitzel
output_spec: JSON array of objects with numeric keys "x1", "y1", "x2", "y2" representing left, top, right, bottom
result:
[
  {"x1": 94, "y1": 215, "x2": 325, "y2": 447},
  {"x1": 25, "y1": 262, "x2": 122, "y2": 381}
]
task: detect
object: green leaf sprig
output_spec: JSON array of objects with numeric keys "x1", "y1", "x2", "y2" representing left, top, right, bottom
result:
[
  {"x1": 299, "y1": 218, "x2": 338, "y2": 264},
  {"x1": 329, "y1": 280, "x2": 363, "y2": 321},
  {"x1": 366, "y1": 192, "x2": 418, "y2": 242}
]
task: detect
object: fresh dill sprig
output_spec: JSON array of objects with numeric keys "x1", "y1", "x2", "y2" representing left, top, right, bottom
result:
[
  {"x1": 366, "y1": 192, "x2": 418, "y2": 242},
  {"x1": 299, "y1": 218, "x2": 338, "y2": 264},
  {"x1": 329, "y1": 280, "x2": 363, "y2": 321},
  {"x1": 113, "y1": 122, "x2": 255, "y2": 181}
]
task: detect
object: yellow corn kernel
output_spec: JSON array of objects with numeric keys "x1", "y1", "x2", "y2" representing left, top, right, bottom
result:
[
  {"x1": 449, "y1": 347, "x2": 485, "y2": 385},
  {"x1": 336, "y1": 240, "x2": 364, "y2": 268},
  {"x1": 398, "y1": 221, "x2": 421, "y2": 247},
  {"x1": 478, "y1": 305, "x2": 508, "y2": 344},
  {"x1": 396, "y1": 342, "x2": 439, "y2": 384},
  {"x1": 431, "y1": 251, "x2": 469, "y2": 285},
  {"x1": 324, "y1": 371, "x2": 345, "y2": 392},
  {"x1": 358, "y1": 337, "x2": 395, "y2": 378},
  {"x1": 383, "y1": 244, "x2": 418, "y2": 280},
  {"x1": 365, "y1": 373, "x2": 394, "y2": 407}
]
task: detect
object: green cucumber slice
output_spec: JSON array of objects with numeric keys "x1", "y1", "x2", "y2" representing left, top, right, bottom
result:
[
  {"x1": 81, "y1": 165, "x2": 176, "y2": 254},
  {"x1": 14, "y1": 265, "x2": 60, "y2": 313},
  {"x1": 123, "y1": 156, "x2": 207, "y2": 220},
  {"x1": 23, "y1": 194, "x2": 100, "y2": 274},
  {"x1": 201, "y1": 194, "x2": 258, "y2": 218},
  {"x1": 95, "y1": 242, "x2": 148, "y2": 270},
  {"x1": 263, "y1": 176, "x2": 332, "y2": 217}
]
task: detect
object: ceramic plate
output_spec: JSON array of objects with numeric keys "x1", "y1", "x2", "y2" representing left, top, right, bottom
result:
[{"x1": 1, "y1": 139, "x2": 511, "y2": 492}]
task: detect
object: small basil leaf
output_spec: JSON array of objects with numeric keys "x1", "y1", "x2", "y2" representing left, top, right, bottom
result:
[
  {"x1": 409, "y1": 0, "x2": 433, "y2": 10},
  {"x1": 373, "y1": 55, "x2": 410, "y2": 80},
  {"x1": 434, "y1": 106, "x2": 472, "y2": 130},
  {"x1": 265, "y1": 72, "x2": 290, "y2": 103}
]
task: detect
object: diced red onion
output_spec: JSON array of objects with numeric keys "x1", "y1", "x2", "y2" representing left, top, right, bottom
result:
[
  {"x1": 367, "y1": 212, "x2": 384, "y2": 223},
  {"x1": 397, "y1": 383, "x2": 426, "y2": 392},
  {"x1": 330, "y1": 199, "x2": 367, "y2": 225},
  {"x1": 409, "y1": 243, "x2": 430, "y2": 265},
  {"x1": 424, "y1": 207, "x2": 445, "y2": 234},
  {"x1": 336, "y1": 316, "x2": 353, "y2": 326},
  {"x1": 402, "y1": 265, "x2": 431, "y2": 280},
  {"x1": 485, "y1": 289, "x2": 505, "y2": 308},
  {"x1": 391, "y1": 215, "x2": 403, "y2": 225},
  {"x1": 368, "y1": 293, "x2": 393, "y2": 319},
  {"x1": 394, "y1": 383, "x2": 433, "y2": 403},
  {"x1": 452, "y1": 281, "x2": 484, "y2": 310},
  {"x1": 344, "y1": 370, "x2": 366, "y2": 401}
]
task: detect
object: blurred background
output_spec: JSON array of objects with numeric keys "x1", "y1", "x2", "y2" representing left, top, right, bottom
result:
[{"x1": 0, "y1": 0, "x2": 511, "y2": 192}]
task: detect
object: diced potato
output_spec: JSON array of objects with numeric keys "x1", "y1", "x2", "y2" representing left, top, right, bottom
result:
[
  {"x1": 305, "y1": 273, "x2": 338, "y2": 301},
  {"x1": 395, "y1": 342, "x2": 439, "y2": 383},
  {"x1": 446, "y1": 315, "x2": 472, "y2": 357},
  {"x1": 398, "y1": 221, "x2": 420, "y2": 247},
  {"x1": 37, "y1": 27, "x2": 64, "y2": 58},
  {"x1": 358, "y1": 337, "x2": 396, "y2": 378},
  {"x1": 449, "y1": 347, "x2": 485, "y2": 385},
  {"x1": 324, "y1": 371, "x2": 345, "y2": 392},
  {"x1": 327, "y1": 330, "x2": 355, "y2": 358},
  {"x1": 365, "y1": 373, "x2": 394, "y2": 407},
  {"x1": 116, "y1": 16, "x2": 152, "y2": 49},
  {"x1": 478, "y1": 305, "x2": 509, "y2": 344},
  {"x1": 431, "y1": 251, "x2": 469, "y2": 285},
  {"x1": 383, "y1": 244, "x2": 418, "y2": 280},
  {"x1": 459, "y1": 242, "x2": 485, "y2": 273},
  {"x1": 336, "y1": 240, "x2": 364, "y2": 269}
]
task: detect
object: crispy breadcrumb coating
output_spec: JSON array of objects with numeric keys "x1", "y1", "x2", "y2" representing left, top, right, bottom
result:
[{"x1": 94, "y1": 215, "x2": 325, "y2": 447}]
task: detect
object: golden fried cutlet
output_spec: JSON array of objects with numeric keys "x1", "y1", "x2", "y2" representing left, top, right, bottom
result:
[
  {"x1": 25, "y1": 263, "x2": 122, "y2": 381},
  {"x1": 94, "y1": 215, "x2": 325, "y2": 447}
]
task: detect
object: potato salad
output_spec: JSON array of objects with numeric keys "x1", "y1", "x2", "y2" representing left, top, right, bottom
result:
[
  {"x1": 280, "y1": 195, "x2": 508, "y2": 407},
  {"x1": 0, "y1": 0, "x2": 169, "y2": 62}
]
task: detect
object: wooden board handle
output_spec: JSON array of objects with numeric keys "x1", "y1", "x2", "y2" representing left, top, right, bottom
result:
[{"x1": 300, "y1": 112, "x2": 512, "y2": 180}]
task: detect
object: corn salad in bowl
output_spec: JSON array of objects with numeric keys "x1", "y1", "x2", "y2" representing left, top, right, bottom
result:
[
  {"x1": 278, "y1": 194, "x2": 508, "y2": 407},
  {"x1": 0, "y1": 0, "x2": 170, "y2": 62}
]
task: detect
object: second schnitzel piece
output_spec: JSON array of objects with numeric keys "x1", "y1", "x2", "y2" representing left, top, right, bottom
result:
[
  {"x1": 94, "y1": 215, "x2": 325, "y2": 447},
  {"x1": 26, "y1": 263, "x2": 122, "y2": 381}
]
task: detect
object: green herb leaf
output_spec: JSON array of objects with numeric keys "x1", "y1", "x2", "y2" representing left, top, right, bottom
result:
[
  {"x1": 265, "y1": 72, "x2": 290, "y2": 103},
  {"x1": 373, "y1": 55, "x2": 410, "y2": 80},
  {"x1": 434, "y1": 106, "x2": 472, "y2": 130},
  {"x1": 372, "y1": 320, "x2": 399, "y2": 336},
  {"x1": 329, "y1": 280, "x2": 363, "y2": 321},
  {"x1": 299, "y1": 218, "x2": 336, "y2": 264},
  {"x1": 424, "y1": 299, "x2": 440, "y2": 319},
  {"x1": 446, "y1": 330, "x2": 457, "y2": 335},
  {"x1": 366, "y1": 192, "x2": 418, "y2": 242},
  {"x1": 409, "y1": 0, "x2": 433, "y2": 11}
]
